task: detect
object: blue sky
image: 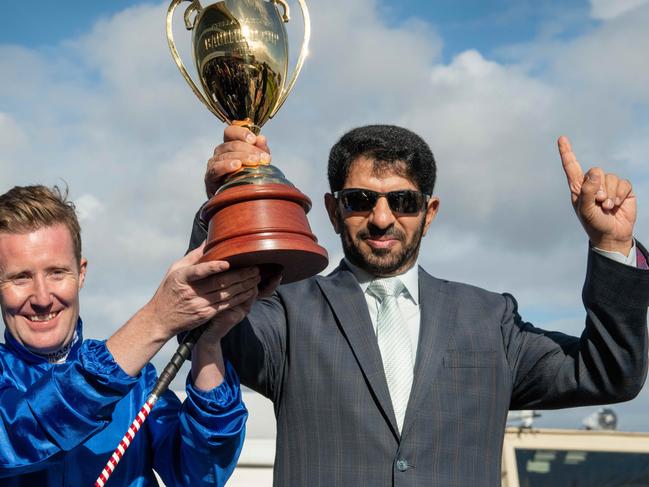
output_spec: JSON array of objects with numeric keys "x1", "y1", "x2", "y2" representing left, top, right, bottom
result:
[
  {"x1": 1, "y1": 0, "x2": 594, "y2": 58},
  {"x1": 387, "y1": 0, "x2": 595, "y2": 57},
  {"x1": 0, "y1": 1, "x2": 138, "y2": 46},
  {"x1": 1, "y1": 0, "x2": 649, "y2": 433}
]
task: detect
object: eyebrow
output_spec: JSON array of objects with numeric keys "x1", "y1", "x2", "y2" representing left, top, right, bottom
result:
[
  {"x1": 1, "y1": 269, "x2": 31, "y2": 280},
  {"x1": 2, "y1": 265, "x2": 74, "y2": 278}
]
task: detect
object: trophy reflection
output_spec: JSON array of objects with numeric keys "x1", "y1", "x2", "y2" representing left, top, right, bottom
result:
[{"x1": 167, "y1": 0, "x2": 328, "y2": 282}]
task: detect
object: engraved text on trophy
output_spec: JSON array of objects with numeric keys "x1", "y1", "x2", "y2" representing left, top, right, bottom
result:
[{"x1": 193, "y1": 3, "x2": 288, "y2": 128}]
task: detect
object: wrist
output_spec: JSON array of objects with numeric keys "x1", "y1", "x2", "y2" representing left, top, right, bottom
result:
[
  {"x1": 191, "y1": 339, "x2": 226, "y2": 391},
  {"x1": 590, "y1": 237, "x2": 634, "y2": 256},
  {"x1": 193, "y1": 335, "x2": 221, "y2": 358},
  {"x1": 106, "y1": 305, "x2": 170, "y2": 378}
]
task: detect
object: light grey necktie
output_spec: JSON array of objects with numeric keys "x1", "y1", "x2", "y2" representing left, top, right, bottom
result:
[{"x1": 369, "y1": 277, "x2": 414, "y2": 433}]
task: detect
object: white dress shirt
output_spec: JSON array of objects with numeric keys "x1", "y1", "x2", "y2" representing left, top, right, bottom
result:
[
  {"x1": 593, "y1": 239, "x2": 638, "y2": 266},
  {"x1": 345, "y1": 259, "x2": 421, "y2": 358},
  {"x1": 343, "y1": 240, "x2": 639, "y2": 359}
]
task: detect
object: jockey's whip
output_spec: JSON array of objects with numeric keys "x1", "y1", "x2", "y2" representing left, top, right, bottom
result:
[{"x1": 94, "y1": 326, "x2": 205, "y2": 486}]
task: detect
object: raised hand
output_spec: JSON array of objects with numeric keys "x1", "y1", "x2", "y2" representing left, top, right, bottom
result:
[
  {"x1": 187, "y1": 242, "x2": 282, "y2": 390},
  {"x1": 559, "y1": 135, "x2": 636, "y2": 255},
  {"x1": 106, "y1": 244, "x2": 262, "y2": 376},
  {"x1": 205, "y1": 125, "x2": 272, "y2": 197},
  {"x1": 146, "y1": 244, "x2": 261, "y2": 339}
]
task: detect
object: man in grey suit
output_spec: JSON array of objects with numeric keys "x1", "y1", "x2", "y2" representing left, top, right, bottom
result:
[{"x1": 189, "y1": 125, "x2": 649, "y2": 486}]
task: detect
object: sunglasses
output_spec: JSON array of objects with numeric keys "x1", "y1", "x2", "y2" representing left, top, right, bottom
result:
[{"x1": 334, "y1": 188, "x2": 429, "y2": 214}]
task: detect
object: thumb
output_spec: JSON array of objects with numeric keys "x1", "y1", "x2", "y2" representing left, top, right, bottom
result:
[
  {"x1": 256, "y1": 134, "x2": 271, "y2": 154},
  {"x1": 578, "y1": 169, "x2": 604, "y2": 212}
]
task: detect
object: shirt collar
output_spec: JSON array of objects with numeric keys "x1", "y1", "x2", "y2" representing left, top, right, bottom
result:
[{"x1": 343, "y1": 258, "x2": 420, "y2": 304}]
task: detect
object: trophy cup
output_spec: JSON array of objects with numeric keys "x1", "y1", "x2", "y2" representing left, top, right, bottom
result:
[{"x1": 167, "y1": 0, "x2": 328, "y2": 283}]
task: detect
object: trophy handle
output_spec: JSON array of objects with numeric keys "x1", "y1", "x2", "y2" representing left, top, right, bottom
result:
[
  {"x1": 269, "y1": 0, "x2": 310, "y2": 118},
  {"x1": 273, "y1": 0, "x2": 291, "y2": 22},
  {"x1": 166, "y1": 0, "x2": 229, "y2": 123},
  {"x1": 183, "y1": 0, "x2": 201, "y2": 29}
]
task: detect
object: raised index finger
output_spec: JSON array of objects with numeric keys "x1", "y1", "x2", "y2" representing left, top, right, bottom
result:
[{"x1": 558, "y1": 135, "x2": 584, "y2": 194}]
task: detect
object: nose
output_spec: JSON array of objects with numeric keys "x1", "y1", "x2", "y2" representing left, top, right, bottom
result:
[
  {"x1": 368, "y1": 196, "x2": 396, "y2": 229},
  {"x1": 30, "y1": 275, "x2": 52, "y2": 308}
]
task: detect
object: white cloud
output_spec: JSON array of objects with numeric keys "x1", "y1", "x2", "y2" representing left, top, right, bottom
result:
[
  {"x1": 1, "y1": 0, "x2": 648, "y2": 419},
  {"x1": 0, "y1": 113, "x2": 27, "y2": 151},
  {"x1": 0, "y1": 113, "x2": 28, "y2": 183},
  {"x1": 553, "y1": 4, "x2": 649, "y2": 105},
  {"x1": 74, "y1": 193, "x2": 104, "y2": 222},
  {"x1": 590, "y1": 0, "x2": 649, "y2": 19}
]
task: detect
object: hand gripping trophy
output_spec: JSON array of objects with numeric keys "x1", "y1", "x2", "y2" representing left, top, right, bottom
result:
[{"x1": 167, "y1": 0, "x2": 328, "y2": 282}]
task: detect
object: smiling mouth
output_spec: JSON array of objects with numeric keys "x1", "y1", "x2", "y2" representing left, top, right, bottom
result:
[
  {"x1": 365, "y1": 237, "x2": 399, "y2": 248},
  {"x1": 28, "y1": 312, "x2": 58, "y2": 323}
]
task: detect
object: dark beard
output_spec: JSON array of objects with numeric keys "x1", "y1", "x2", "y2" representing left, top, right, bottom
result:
[{"x1": 338, "y1": 215, "x2": 426, "y2": 276}]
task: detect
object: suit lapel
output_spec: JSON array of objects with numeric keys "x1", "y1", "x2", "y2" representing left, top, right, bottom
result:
[
  {"x1": 401, "y1": 268, "x2": 457, "y2": 439},
  {"x1": 317, "y1": 265, "x2": 400, "y2": 439}
]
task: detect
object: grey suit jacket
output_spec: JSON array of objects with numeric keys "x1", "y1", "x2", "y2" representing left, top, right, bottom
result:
[{"x1": 188, "y1": 216, "x2": 649, "y2": 486}]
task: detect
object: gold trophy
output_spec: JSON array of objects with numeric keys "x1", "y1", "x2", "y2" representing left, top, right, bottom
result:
[{"x1": 167, "y1": 0, "x2": 327, "y2": 282}]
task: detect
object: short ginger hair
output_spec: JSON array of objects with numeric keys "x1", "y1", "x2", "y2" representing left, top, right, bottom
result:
[{"x1": 0, "y1": 185, "x2": 82, "y2": 267}]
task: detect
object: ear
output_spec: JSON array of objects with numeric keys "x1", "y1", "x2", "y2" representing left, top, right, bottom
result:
[
  {"x1": 324, "y1": 193, "x2": 341, "y2": 234},
  {"x1": 422, "y1": 197, "x2": 440, "y2": 236},
  {"x1": 78, "y1": 258, "x2": 88, "y2": 290}
]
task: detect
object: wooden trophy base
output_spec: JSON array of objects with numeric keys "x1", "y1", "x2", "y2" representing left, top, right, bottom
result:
[{"x1": 200, "y1": 183, "x2": 329, "y2": 283}]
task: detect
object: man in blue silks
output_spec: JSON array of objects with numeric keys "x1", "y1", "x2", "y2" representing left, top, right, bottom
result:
[{"x1": 0, "y1": 185, "x2": 265, "y2": 486}]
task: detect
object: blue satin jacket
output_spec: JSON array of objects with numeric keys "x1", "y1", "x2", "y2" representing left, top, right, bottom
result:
[{"x1": 0, "y1": 320, "x2": 247, "y2": 486}]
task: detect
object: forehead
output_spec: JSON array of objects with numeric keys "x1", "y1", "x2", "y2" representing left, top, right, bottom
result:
[
  {"x1": 344, "y1": 156, "x2": 418, "y2": 191},
  {"x1": 0, "y1": 225, "x2": 77, "y2": 272}
]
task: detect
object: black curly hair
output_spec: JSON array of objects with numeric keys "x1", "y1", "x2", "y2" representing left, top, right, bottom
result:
[{"x1": 327, "y1": 125, "x2": 436, "y2": 195}]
